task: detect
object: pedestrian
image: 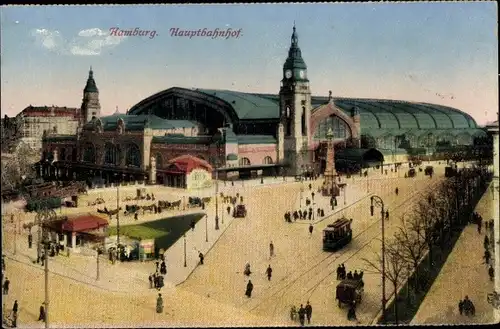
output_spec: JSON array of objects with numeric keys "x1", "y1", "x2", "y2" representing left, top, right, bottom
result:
[
  {"x1": 160, "y1": 261, "x2": 167, "y2": 275},
  {"x1": 134, "y1": 213, "x2": 138, "y2": 221},
  {"x1": 298, "y1": 304, "x2": 306, "y2": 326},
  {"x1": 155, "y1": 261, "x2": 160, "y2": 271},
  {"x1": 199, "y1": 252, "x2": 204, "y2": 265},
  {"x1": 459, "y1": 299, "x2": 463, "y2": 315},
  {"x1": 156, "y1": 293, "x2": 164, "y2": 313},
  {"x1": 1, "y1": 255, "x2": 5, "y2": 272},
  {"x1": 484, "y1": 235, "x2": 490, "y2": 250},
  {"x1": 484, "y1": 249, "x2": 491, "y2": 264},
  {"x1": 12, "y1": 300, "x2": 18, "y2": 328},
  {"x1": 341, "y1": 264, "x2": 346, "y2": 279},
  {"x1": 266, "y1": 265, "x2": 273, "y2": 281},
  {"x1": 309, "y1": 224, "x2": 313, "y2": 236},
  {"x1": 353, "y1": 270, "x2": 359, "y2": 280},
  {"x1": 245, "y1": 280, "x2": 253, "y2": 298},
  {"x1": 347, "y1": 302, "x2": 357, "y2": 321},
  {"x1": 40, "y1": 252, "x2": 45, "y2": 266},
  {"x1": 3, "y1": 277, "x2": 10, "y2": 295},
  {"x1": 28, "y1": 234, "x2": 33, "y2": 249},
  {"x1": 311, "y1": 192, "x2": 315, "y2": 200},
  {"x1": 477, "y1": 220, "x2": 482, "y2": 234},
  {"x1": 227, "y1": 206, "x2": 231, "y2": 215},
  {"x1": 347, "y1": 271, "x2": 353, "y2": 280},
  {"x1": 305, "y1": 301, "x2": 312, "y2": 324},
  {"x1": 385, "y1": 210, "x2": 389, "y2": 220},
  {"x1": 12, "y1": 300, "x2": 18, "y2": 317},
  {"x1": 149, "y1": 274, "x2": 153, "y2": 289},
  {"x1": 269, "y1": 241, "x2": 274, "y2": 258},
  {"x1": 488, "y1": 265, "x2": 494, "y2": 281},
  {"x1": 190, "y1": 219, "x2": 196, "y2": 231},
  {"x1": 395, "y1": 187, "x2": 399, "y2": 196},
  {"x1": 38, "y1": 304, "x2": 46, "y2": 322},
  {"x1": 309, "y1": 183, "x2": 312, "y2": 190},
  {"x1": 336, "y1": 265, "x2": 342, "y2": 280}
]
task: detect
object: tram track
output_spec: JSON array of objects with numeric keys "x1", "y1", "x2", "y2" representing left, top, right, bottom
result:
[{"x1": 244, "y1": 178, "x2": 440, "y2": 316}]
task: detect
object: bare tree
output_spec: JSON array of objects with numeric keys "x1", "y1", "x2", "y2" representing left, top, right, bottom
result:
[
  {"x1": 1, "y1": 142, "x2": 37, "y2": 190},
  {"x1": 393, "y1": 214, "x2": 428, "y2": 292},
  {"x1": 411, "y1": 196, "x2": 438, "y2": 270},
  {"x1": 363, "y1": 239, "x2": 409, "y2": 325}
]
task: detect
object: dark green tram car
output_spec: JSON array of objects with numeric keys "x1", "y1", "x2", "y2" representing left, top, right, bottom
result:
[{"x1": 323, "y1": 218, "x2": 353, "y2": 251}]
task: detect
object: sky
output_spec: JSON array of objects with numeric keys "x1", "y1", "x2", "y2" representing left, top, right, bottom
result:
[{"x1": 1, "y1": 2, "x2": 498, "y2": 125}]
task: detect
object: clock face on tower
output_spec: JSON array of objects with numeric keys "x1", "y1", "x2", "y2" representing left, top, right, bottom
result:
[
  {"x1": 299, "y1": 70, "x2": 305, "y2": 79},
  {"x1": 285, "y1": 70, "x2": 292, "y2": 79}
]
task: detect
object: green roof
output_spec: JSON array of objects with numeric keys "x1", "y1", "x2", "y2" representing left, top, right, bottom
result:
[
  {"x1": 195, "y1": 89, "x2": 279, "y2": 120},
  {"x1": 236, "y1": 134, "x2": 276, "y2": 145},
  {"x1": 84, "y1": 69, "x2": 98, "y2": 93}
]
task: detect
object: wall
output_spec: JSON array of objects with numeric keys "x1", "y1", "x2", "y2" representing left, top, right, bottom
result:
[{"x1": 237, "y1": 143, "x2": 277, "y2": 165}]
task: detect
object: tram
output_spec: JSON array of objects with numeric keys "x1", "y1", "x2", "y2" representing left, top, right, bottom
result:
[{"x1": 322, "y1": 217, "x2": 353, "y2": 251}]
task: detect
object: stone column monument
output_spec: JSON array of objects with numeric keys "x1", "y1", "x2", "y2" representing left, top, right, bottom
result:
[{"x1": 322, "y1": 128, "x2": 339, "y2": 196}]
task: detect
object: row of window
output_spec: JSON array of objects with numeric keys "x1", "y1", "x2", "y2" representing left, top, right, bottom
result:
[{"x1": 372, "y1": 132, "x2": 476, "y2": 149}]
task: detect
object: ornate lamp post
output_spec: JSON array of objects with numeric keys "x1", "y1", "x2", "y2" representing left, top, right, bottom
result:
[
  {"x1": 215, "y1": 167, "x2": 220, "y2": 230},
  {"x1": 35, "y1": 204, "x2": 57, "y2": 329},
  {"x1": 183, "y1": 233, "x2": 187, "y2": 267},
  {"x1": 370, "y1": 195, "x2": 387, "y2": 323}
]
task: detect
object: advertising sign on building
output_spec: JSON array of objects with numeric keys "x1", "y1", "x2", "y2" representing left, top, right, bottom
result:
[
  {"x1": 139, "y1": 239, "x2": 155, "y2": 260},
  {"x1": 187, "y1": 168, "x2": 212, "y2": 190}
]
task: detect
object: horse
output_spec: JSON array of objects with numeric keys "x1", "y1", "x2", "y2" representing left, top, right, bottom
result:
[
  {"x1": 142, "y1": 204, "x2": 156, "y2": 214},
  {"x1": 201, "y1": 197, "x2": 212, "y2": 204},
  {"x1": 170, "y1": 200, "x2": 181, "y2": 209}
]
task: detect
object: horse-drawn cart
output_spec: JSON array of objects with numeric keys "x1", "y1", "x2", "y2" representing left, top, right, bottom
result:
[{"x1": 336, "y1": 278, "x2": 364, "y2": 308}]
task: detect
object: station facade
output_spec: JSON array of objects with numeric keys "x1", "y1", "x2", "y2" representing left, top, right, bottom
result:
[{"x1": 39, "y1": 25, "x2": 486, "y2": 186}]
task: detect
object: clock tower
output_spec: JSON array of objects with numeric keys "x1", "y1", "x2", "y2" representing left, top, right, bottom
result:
[
  {"x1": 279, "y1": 23, "x2": 312, "y2": 176},
  {"x1": 80, "y1": 67, "x2": 101, "y2": 124}
]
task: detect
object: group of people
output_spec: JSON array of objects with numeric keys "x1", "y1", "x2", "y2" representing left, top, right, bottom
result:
[
  {"x1": 482, "y1": 226, "x2": 494, "y2": 282},
  {"x1": 284, "y1": 207, "x2": 326, "y2": 223},
  {"x1": 149, "y1": 258, "x2": 167, "y2": 290},
  {"x1": 336, "y1": 264, "x2": 364, "y2": 282},
  {"x1": 458, "y1": 296, "x2": 475, "y2": 316},
  {"x1": 290, "y1": 301, "x2": 313, "y2": 326}
]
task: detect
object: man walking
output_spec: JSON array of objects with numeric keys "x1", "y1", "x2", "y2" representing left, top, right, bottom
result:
[
  {"x1": 269, "y1": 241, "x2": 274, "y2": 258},
  {"x1": 149, "y1": 274, "x2": 153, "y2": 289},
  {"x1": 245, "y1": 280, "x2": 253, "y2": 298},
  {"x1": 3, "y1": 277, "x2": 10, "y2": 295},
  {"x1": 298, "y1": 304, "x2": 306, "y2": 326},
  {"x1": 488, "y1": 265, "x2": 494, "y2": 281},
  {"x1": 484, "y1": 249, "x2": 491, "y2": 265},
  {"x1": 305, "y1": 301, "x2": 312, "y2": 324},
  {"x1": 199, "y1": 252, "x2": 204, "y2": 265},
  {"x1": 12, "y1": 300, "x2": 18, "y2": 328},
  {"x1": 266, "y1": 265, "x2": 273, "y2": 281},
  {"x1": 309, "y1": 224, "x2": 314, "y2": 237},
  {"x1": 38, "y1": 303, "x2": 46, "y2": 322}
]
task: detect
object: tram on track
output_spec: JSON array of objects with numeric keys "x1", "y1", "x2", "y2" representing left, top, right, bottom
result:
[{"x1": 322, "y1": 217, "x2": 353, "y2": 251}]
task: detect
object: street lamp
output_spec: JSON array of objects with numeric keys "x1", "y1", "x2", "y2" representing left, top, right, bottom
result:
[
  {"x1": 205, "y1": 215, "x2": 208, "y2": 243},
  {"x1": 35, "y1": 205, "x2": 57, "y2": 329},
  {"x1": 370, "y1": 195, "x2": 387, "y2": 323},
  {"x1": 215, "y1": 167, "x2": 220, "y2": 230},
  {"x1": 183, "y1": 233, "x2": 187, "y2": 267},
  {"x1": 96, "y1": 241, "x2": 104, "y2": 281}
]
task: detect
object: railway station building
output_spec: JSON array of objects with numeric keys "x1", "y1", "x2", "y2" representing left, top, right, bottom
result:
[{"x1": 38, "y1": 25, "x2": 487, "y2": 187}]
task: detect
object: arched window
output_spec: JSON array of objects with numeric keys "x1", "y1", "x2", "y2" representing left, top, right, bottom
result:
[
  {"x1": 263, "y1": 156, "x2": 273, "y2": 164},
  {"x1": 155, "y1": 153, "x2": 163, "y2": 169},
  {"x1": 239, "y1": 157, "x2": 251, "y2": 166},
  {"x1": 125, "y1": 143, "x2": 141, "y2": 167},
  {"x1": 104, "y1": 143, "x2": 119, "y2": 165},
  {"x1": 313, "y1": 115, "x2": 351, "y2": 140},
  {"x1": 82, "y1": 143, "x2": 96, "y2": 163}
]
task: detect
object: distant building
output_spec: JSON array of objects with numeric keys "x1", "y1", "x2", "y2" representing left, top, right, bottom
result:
[
  {"x1": 2, "y1": 105, "x2": 80, "y2": 152},
  {"x1": 38, "y1": 24, "x2": 487, "y2": 187}
]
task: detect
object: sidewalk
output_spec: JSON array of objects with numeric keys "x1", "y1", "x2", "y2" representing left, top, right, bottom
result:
[{"x1": 411, "y1": 186, "x2": 496, "y2": 325}]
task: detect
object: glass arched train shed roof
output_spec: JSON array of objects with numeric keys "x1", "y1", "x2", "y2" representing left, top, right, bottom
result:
[{"x1": 128, "y1": 87, "x2": 480, "y2": 132}]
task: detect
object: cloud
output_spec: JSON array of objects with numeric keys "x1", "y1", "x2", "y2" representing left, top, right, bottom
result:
[{"x1": 31, "y1": 28, "x2": 127, "y2": 56}]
